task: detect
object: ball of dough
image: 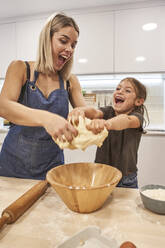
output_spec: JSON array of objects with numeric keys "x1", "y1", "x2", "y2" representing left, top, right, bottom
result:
[
  {"x1": 120, "y1": 241, "x2": 136, "y2": 248},
  {"x1": 53, "y1": 116, "x2": 108, "y2": 150}
]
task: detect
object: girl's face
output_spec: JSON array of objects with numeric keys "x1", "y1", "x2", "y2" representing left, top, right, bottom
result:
[
  {"x1": 51, "y1": 26, "x2": 78, "y2": 71},
  {"x1": 112, "y1": 80, "x2": 143, "y2": 115}
]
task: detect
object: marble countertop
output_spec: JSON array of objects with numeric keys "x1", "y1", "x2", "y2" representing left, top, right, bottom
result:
[{"x1": 0, "y1": 176, "x2": 165, "y2": 248}]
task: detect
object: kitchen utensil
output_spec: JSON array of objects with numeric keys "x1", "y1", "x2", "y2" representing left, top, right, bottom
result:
[
  {"x1": 46, "y1": 162, "x2": 122, "y2": 213},
  {"x1": 0, "y1": 180, "x2": 49, "y2": 230},
  {"x1": 140, "y1": 184, "x2": 165, "y2": 215},
  {"x1": 57, "y1": 226, "x2": 118, "y2": 248}
]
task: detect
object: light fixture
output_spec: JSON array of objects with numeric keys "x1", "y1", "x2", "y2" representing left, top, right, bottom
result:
[
  {"x1": 135, "y1": 56, "x2": 146, "y2": 62},
  {"x1": 142, "y1": 23, "x2": 157, "y2": 31},
  {"x1": 78, "y1": 58, "x2": 88, "y2": 64}
]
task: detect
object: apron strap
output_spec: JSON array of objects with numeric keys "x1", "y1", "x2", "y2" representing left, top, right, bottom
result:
[
  {"x1": 33, "y1": 71, "x2": 39, "y2": 85},
  {"x1": 25, "y1": 61, "x2": 31, "y2": 81},
  {"x1": 58, "y1": 73, "x2": 64, "y2": 89}
]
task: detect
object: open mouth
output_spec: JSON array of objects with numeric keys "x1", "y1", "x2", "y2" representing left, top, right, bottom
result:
[
  {"x1": 115, "y1": 97, "x2": 124, "y2": 104},
  {"x1": 58, "y1": 55, "x2": 67, "y2": 64},
  {"x1": 58, "y1": 54, "x2": 70, "y2": 65}
]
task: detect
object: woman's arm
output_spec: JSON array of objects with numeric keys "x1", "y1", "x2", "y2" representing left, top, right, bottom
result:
[
  {"x1": 68, "y1": 74, "x2": 103, "y2": 122},
  {"x1": 68, "y1": 74, "x2": 86, "y2": 108},
  {"x1": 0, "y1": 61, "x2": 77, "y2": 141}
]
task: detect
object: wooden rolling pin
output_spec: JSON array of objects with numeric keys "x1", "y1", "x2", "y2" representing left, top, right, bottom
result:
[{"x1": 0, "y1": 180, "x2": 49, "y2": 230}]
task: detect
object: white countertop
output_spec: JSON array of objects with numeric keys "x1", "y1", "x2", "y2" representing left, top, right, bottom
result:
[{"x1": 0, "y1": 176, "x2": 165, "y2": 248}]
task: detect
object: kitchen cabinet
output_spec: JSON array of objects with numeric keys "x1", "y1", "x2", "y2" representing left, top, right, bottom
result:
[
  {"x1": 64, "y1": 145, "x2": 97, "y2": 164},
  {"x1": 137, "y1": 133, "x2": 165, "y2": 187},
  {"x1": 1, "y1": 5, "x2": 165, "y2": 76},
  {"x1": 0, "y1": 23, "x2": 16, "y2": 77},
  {"x1": 72, "y1": 12, "x2": 114, "y2": 74},
  {"x1": 115, "y1": 6, "x2": 165, "y2": 73},
  {"x1": 0, "y1": 176, "x2": 165, "y2": 248},
  {"x1": 16, "y1": 18, "x2": 45, "y2": 61}
]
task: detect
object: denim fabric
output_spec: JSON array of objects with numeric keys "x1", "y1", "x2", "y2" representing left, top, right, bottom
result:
[
  {"x1": 0, "y1": 70, "x2": 69, "y2": 180},
  {"x1": 117, "y1": 172, "x2": 138, "y2": 188}
]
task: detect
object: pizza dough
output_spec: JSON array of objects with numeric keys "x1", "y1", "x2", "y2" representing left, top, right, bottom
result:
[{"x1": 53, "y1": 116, "x2": 108, "y2": 151}]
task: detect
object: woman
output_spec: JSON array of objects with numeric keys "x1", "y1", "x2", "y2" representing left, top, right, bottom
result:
[{"x1": 0, "y1": 13, "x2": 86, "y2": 180}]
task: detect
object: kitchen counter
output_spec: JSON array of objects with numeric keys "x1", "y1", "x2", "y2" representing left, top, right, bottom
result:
[{"x1": 0, "y1": 176, "x2": 165, "y2": 248}]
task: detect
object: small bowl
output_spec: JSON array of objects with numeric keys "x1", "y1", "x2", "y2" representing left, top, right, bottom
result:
[
  {"x1": 140, "y1": 184, "x2": 165, "y2": 215},
  {"x1": 46, "y1": 162, "x2": 122, "y2": 213}
]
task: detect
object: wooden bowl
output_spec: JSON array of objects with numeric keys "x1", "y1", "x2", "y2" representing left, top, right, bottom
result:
[{"x1": 46, "y1": 162, "x2": 122, "y2": 213}]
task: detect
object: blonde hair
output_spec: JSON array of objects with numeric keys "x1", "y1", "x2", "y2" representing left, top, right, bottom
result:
[{"x1": 35, "y1": 13, "x2": 79, "y2": 80}]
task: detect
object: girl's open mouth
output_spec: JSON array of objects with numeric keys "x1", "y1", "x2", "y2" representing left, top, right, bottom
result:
[{"x1": 115, "y1": 97, "x2": 124, "y2": 104}]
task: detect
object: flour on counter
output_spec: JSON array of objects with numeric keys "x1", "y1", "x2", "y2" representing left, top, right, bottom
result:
[{"x1": 142, "y1": 188, "x2": 165, "y2": 201}]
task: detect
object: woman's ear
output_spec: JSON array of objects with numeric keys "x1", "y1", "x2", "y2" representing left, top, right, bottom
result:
[{"x1": 135, "y1": 98, "x2": 144, "y2": 106}]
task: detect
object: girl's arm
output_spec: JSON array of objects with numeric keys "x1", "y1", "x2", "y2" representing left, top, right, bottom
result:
[
  {"x1": 105, "y1": 114, "x2": 141, "y2": 130},
  {"x1": 86, "y1": 114, "x2": 141, "y2": 134}
]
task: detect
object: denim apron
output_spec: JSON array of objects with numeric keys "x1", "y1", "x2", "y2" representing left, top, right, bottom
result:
[{"x1": 0, "y1": 62, "x2": 69, "y2": 180}]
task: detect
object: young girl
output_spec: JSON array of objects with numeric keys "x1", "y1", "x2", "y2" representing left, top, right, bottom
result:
[{"x1": 69, "y1": 77, "x2": 148, "y2": 188}]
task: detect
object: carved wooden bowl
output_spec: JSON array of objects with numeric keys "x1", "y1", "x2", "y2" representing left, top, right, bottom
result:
[{"x1": 46, "y1": 162, "x2": 122, "y2": 213}]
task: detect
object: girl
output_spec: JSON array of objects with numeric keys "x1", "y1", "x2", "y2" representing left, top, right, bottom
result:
[
  {"x1": 0, "y1": 13, "x2": 86, "y2": 180},
  {"x1": 69, "y1": 77, "x2": 148, "y2": 188}
]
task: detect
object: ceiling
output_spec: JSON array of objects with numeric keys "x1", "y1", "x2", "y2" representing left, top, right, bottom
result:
[{"x1": 0, "y1": 0, "x2": 153, "y2": 20}]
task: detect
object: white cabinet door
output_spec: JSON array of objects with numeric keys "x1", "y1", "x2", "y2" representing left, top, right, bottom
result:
[
  {"x1": 115, "y1": 6, "x2": 165, "y2": 73},
  {"x1": 16, "y1": 18, "x2": 46, "y2": 61},
  {"x1": 0, "y1": 23, "x2": 16, "y2": 77},
  {"x1": 72, "y1": 12, "x2": 114, "y2": 74}
]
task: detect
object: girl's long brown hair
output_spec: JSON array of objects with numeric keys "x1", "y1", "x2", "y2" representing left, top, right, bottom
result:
[{"x1": 121, "y1": 77, "x2": 149, "y2": 127}]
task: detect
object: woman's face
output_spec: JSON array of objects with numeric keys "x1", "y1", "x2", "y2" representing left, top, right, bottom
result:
[
  {"x1": 112, "y1": 80, "x2": 139, "y2": 115},
  {"x1": 51, "y1": 26, "x2": 78, "y2": 71}
]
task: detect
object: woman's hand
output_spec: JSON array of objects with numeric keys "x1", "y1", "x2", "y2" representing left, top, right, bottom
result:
[
  {"x1": 43, "y1": 113, "x2": 78, "y2": 142},
  {"x1": 68, "y1": 107, "x2": 85, "y2": 125},
  {"x1": 86, "y1": 119, "x2": 106, "y2": 134}
]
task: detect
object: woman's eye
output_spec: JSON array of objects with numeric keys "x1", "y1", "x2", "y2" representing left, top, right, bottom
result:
[
  {"x1": 126, "y1": 89, "x2": 131, "y2": 93},
  {"x1": 60, "y1": 39, "x2": 67, "y2": 44}
]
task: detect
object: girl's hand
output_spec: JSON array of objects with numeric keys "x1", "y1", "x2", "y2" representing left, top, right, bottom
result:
[
  {"x1": 68, "y1": 107, "x2": 85, "y2": 126},
  {"x1": 104, "y1": 119, "x2": 113, "y2": 130},
  {"x1": 86, "y1": 119, "x2": 106, "y2": 134},
  {"x1": 43, "y1": 114, "x2": 78, "y2": 142}
]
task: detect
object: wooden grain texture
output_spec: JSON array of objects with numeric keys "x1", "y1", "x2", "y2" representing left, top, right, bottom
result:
[
  {"x1": 46, "y1": 162, "x2": 122, "y2": 213},
  {"x1": 0, "y1": 213, "x2": 10, "y2": 229},
  {"x1": 0, "y1": 180, "x2": 49, "y2": 230}
]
